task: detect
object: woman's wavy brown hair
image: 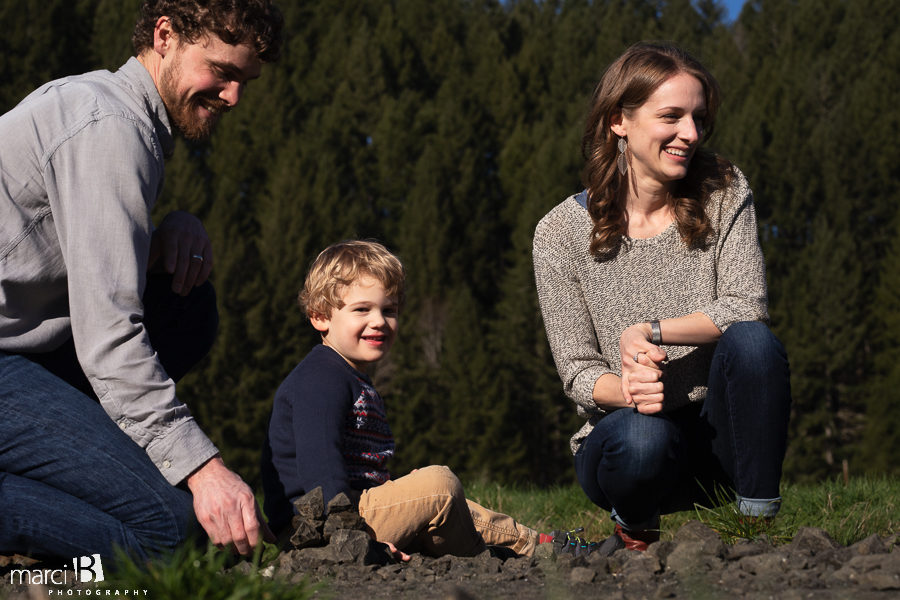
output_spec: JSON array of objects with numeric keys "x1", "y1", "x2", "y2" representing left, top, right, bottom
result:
[
  {"x1": 581, "y1": 42, "x2": 733, "y2": 259},
  {"x1": 132, "y1": 0, "x2": 283, "y2": 63}
]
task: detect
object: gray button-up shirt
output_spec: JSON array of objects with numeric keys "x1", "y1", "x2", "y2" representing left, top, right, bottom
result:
[{"x1": 0, "y1": 57, "x2": 218, "y2": 485}]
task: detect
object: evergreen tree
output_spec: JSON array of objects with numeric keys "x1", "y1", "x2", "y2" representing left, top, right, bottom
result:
[
  {"x1": 0, "y1": 0, "x2": 94, "y2": 111},
  {"x1": 860, "y1": 215, "x2": 900, "y2": 476},
  {"x1": 5, "y1": 0, "x2": 900, "y2": 486}
]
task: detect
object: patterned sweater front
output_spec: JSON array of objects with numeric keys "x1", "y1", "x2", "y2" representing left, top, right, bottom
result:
[{"x1": 532, "y1": 168, "x2": 768, "y2": 454}]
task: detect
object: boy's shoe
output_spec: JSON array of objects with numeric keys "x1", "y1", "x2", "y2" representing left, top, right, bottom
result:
[
  {"x1": 550, "y1": 527, "x2": 601, "y2": 557},
  {"x1": 596, "y1": 524, "x2": 660, "y2": 555}
]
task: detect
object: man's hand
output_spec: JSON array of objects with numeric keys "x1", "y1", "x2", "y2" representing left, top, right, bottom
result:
[
  {"x1": 186, "y1": 456, "x2": 274, "y2": 555},
  {"x1": 147, "y1": 210, "x2": 213, "y2": 295}
]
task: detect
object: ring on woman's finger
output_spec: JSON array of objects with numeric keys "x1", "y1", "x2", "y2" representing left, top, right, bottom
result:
[{"x1": 633, "y1": 352, "x2": 643, "y2": 363}]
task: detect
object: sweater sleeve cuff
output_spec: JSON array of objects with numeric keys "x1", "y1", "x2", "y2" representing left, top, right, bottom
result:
[
  {"x1": 699, "y1": 301, "x2": 766, "y2": 335},
  {"x1": 571, "y1": 365, "x2": 613, "y2": 411},
  {"x1": 145, "y1": 417, "x2": 220, "y2": 485}
]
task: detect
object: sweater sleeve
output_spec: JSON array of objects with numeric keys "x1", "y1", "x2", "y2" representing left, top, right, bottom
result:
[
  {"x1": 533, "y1": 206, "x2": 611, "y2": 413},
  {"x1": 697, "y1": 171, "x2": 769, "y2": 330},
  {"x1": 269, "y1": 352, "x2": 356, "y2": 506}
]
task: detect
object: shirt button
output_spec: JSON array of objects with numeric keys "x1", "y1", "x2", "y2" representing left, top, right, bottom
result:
[
  {"x1": 163, "y1": 460, "x2": 172, "y2": 469},
  {"x1": 119, "y1": 422, "x2": 127, "y2": 430}
]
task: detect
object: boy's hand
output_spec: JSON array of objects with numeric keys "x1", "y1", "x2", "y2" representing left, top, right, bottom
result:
[
  {"x1": 385, "y1": 541, "x2": 411, "y2": 562},
  {"x1": 186, "y1": 456, "x2": 275, "y2": 554}
]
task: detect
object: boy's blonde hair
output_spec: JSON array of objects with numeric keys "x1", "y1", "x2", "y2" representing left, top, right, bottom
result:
[{"x1": 300, "y1": 240, "x2": 405, "y2": 318}]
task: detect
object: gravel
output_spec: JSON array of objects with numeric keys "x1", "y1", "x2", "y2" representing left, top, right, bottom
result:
[
  {"x1": 3, "y1": 515, "x2": 898, "y2": 599},
  {"x1": 263, "y1": 519, "x2": 900, "y2": 599}
]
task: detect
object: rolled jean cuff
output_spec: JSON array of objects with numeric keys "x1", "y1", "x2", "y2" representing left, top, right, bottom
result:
[
  {"x1": 737, "y1": 496, "x2": 781, "y2": 517},
  {"x1": 610, "y1": 509, "x2": 660, "y2": 532}
]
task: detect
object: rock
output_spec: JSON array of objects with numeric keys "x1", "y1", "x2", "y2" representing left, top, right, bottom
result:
[
  {"x1": 326, "y1": 492, "x2": 356, "y2": 514},
  {"x1": 622, "y1": 553, "x2": 661, "y2": 579},
  {"x1": 288, "y1": 487, "x2": 329, "y2": 549},
  {"x1": 664, "y1": 521, "x2": 725, "y2": 574},
  {"x1": 295, "y1": 528, "x2": 385, "y2": 565},
  {"x1": 293, "y1": 487, "x2": 326, "y2": 521},
  {"x1": 738, "y1": 552, "x2": 787, "y2": 577},
  {"x1": 532, "y1": 542, "x2": 554, "y2": 560},
  {"x1": 664, "y1": 541, "x2": 723, "y2": 574},
  {"x1": 324, "y1": 509, "x2": 366, "y2": 538},
  {"x1": 473, "y1": 550, "x2": 503, "y2": 574},
  {"x1": 673, "y1": 520, "x2": 722, "y2": 544},
  {"x1": 569, "y1": 566, "x2": 597, "y2": 584},
  {"x1": 290, "y1": 517, "x2": 324, "y2": 549},
  {"x1": 431, "y1": 555, "x2": 454, "y2": 576},
  {"x1": 646, "y1": 539, "x2": 676, "y2": 563},
  {"x1": 885, "y1": 533, "x2": 899, "y2": 550},
  {"x1": 788, "y1": 527, "x2": 840, "y2": 555},
  {"x1": 584, "y1": 551, "x2": 610, "y2": 572},
  {"x1": 859, "y1": 571, "x2": 900, "y2": 591},
  {"x1": 725, "y1": 538, "x2": 770, "y2": 560},
  {"x1": 813, "y1": 545, "x2": 853, "y2": 569},
  {"x1": 850, "y1": 533, "x2": 888, "y2": 556}
]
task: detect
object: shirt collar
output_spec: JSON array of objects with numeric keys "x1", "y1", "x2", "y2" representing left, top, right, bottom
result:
[{"x1": 116, "y1": 57, "x2": 175, "y2": 158}]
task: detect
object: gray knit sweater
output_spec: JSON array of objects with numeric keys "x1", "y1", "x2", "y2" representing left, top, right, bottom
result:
[{"x1": 532, "y1": 169, "x2": 768, "y2": 454}]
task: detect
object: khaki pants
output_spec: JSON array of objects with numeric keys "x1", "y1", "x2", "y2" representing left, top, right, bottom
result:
[{"x1": 357, "y1": 465, "x2": 538, "y2": 557}]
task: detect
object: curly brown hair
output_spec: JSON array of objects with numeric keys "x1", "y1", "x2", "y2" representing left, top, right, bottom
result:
[
  {"x1": 132, "y1": 0, "x2": 283, "y2": 62},
  {"x1": 300, "y1": 240, "x2": 406, "y2": 320},
  {"x1": 581, "y1": 42, "x2": 733, "y2": 259}
]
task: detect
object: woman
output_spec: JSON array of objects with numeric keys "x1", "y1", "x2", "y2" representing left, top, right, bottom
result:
[{"x1": 533, "y1": 42, "x2": 791, "y2": 555}]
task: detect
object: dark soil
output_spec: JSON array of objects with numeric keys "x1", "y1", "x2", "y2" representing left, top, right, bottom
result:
[
  {"x1": 263, "y1": 520, "x2": 900, "y2": 599},
  {"x1": 3, "y1": 508, "x2": 898, "y2": 599}
]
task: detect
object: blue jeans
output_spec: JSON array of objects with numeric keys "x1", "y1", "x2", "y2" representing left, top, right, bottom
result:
[
  {"x1": 574, "y1": 322, "x2": 791, "y2": 530},
  {"x1": 0, "y1": 274, "x2": 218, "y2": 562}
]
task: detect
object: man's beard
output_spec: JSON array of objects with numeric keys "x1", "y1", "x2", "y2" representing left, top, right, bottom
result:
[{"x1": 158, "y1": 52, "x2": 228, "y2": 142}]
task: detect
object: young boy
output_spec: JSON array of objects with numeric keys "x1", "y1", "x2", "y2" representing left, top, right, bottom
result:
[{"x1": 262, "y1": 240, "x2": 590, "y2": 558}]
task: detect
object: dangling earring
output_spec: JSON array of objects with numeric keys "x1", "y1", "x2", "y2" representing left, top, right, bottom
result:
[{"x1": 617, "y1": 137, "x2": 628, "y2": 176}]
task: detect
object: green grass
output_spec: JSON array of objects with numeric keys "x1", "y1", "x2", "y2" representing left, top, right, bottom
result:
[
  {"x1": 465, "y1": 475, "x2": 900, "y2": 546},
  {"x1": 32, "y1": 476, "x2": 894, "y2": 600},
  {"x1": 98, "y1": 542, "x2": 318, "y2": 600}
]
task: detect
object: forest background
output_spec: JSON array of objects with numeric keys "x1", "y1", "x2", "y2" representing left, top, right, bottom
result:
[{"x1": 2, "y1": 0, "x2": 898, "y2": 489}]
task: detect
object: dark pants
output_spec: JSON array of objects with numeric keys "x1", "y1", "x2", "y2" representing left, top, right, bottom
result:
[
  {"x1": 574, "y1": 322, "x2": 791, "y2": 530},
  {"x1": 0, "y1": 274, "x2": 218, "y2": 562}
]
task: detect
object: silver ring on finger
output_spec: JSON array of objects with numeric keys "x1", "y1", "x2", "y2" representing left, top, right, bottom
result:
[
  {"x1": 191, "y1": 254, "x2": 204, "y2": 262},
  {"x1": 633, "y1": 352, "x2": 642, "y2": 363}
]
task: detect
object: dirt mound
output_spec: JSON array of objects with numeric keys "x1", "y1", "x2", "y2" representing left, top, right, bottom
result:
[
  {"x1": 267, "y1": 519, "x2": 899, "y2": 599},
  {"x1": 2, "y1": 493, "x2": 897, "y2": 600}
]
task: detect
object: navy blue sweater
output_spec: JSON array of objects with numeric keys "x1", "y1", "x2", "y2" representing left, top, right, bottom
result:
[{"x1": 261, "y1": 344, "x2": 394, "y2": 533}]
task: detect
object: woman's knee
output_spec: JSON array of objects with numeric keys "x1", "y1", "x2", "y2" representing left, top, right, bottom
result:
[
  {"x1": 718, "y1": 321, "x2": 787, "y2": 373},
  {"x1": 587, "y1": 412, "x2": 682, "y2": 479}
]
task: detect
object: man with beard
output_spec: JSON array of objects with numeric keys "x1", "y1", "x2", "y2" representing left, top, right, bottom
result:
[{"x1": 0, "y1": 1, "x2": 283, "y2": 562}]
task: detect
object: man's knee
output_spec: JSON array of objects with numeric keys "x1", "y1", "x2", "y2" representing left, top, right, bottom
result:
[{"x1": 135, "y1": 486, "x2": 197, "y2": 555}]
